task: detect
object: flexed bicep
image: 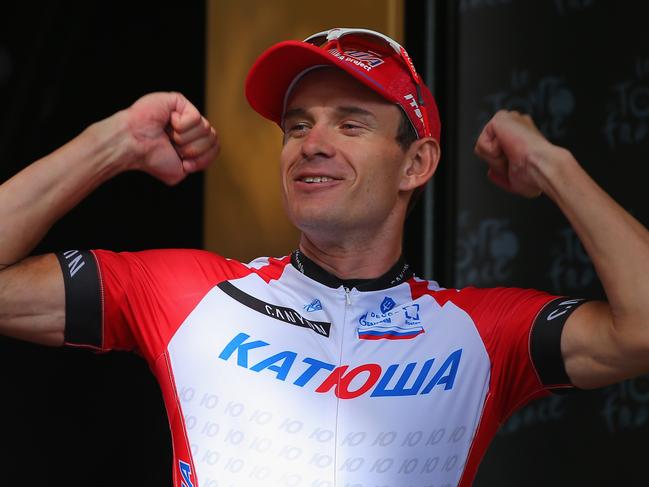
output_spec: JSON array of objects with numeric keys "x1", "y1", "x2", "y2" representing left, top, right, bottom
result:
[{"x1": 0, "y1": 254, "x2": 65, "y2": 346}]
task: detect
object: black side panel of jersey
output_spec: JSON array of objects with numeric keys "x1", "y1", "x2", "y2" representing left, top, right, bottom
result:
[
  {"x1": 530, "y1": 297, "x2": 588, "y2": 388},
  {"x1": 55, "y1": 250, "x2": 102, "y2": 347}
]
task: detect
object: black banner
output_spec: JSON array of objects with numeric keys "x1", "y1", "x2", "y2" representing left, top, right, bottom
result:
[{"x1": 218, "y1": 281, "x2": 331, "y2": 337}]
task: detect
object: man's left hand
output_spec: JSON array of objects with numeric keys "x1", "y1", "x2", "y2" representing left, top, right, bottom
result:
[{"x1": 474, "y1": 110, "x2": 564, "y2": 198}]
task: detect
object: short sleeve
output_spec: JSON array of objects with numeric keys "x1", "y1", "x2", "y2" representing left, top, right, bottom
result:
[
  {"x1": 56, "y1": 248, "x2": 255, "y2": 362},
  {"x1": 439, "y1": 287, "x2": 584, "y2": 419},
  {"x1": 529, "y1": 296, "x2": 588, "y2": 387}
]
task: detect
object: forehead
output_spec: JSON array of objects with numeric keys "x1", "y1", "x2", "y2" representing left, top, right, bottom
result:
[{"x1": 284, "y1": 68, "x2": 400, "y2": 118}]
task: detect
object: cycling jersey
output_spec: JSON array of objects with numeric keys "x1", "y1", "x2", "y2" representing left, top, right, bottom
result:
[{"x1": 55, "y1": 248, "x2": 581, "y2": 487}]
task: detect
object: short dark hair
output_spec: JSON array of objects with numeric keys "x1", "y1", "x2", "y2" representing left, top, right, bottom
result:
[
  {"x1": 395, "y1": 109, "x2": 426, "y2": 214},
  {"x1": 395, "y1": 109, "x2": 418, "y2": 151}
]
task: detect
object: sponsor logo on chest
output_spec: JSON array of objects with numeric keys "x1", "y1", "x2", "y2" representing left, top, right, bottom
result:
[
  {"x1": 357, "y1": 296, "x2": 425, "y2": 340},
  {"x1": 218, "y1": 333, "x2": 462, "y2": 399},
  {"x1": 218, "y1": 281, "x2": 331, "y2": 337}
]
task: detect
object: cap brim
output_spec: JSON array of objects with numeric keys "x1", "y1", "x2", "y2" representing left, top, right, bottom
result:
[{"x1": 245, "y1": 40, "x2": 391, "y2": 127}]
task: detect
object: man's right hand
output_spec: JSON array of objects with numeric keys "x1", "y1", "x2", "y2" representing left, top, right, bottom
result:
[
  {"x1": 0, "y1": 92, "x2": 218, "y2": 345},
  {"x1": 0, "y1": 91, "x2": 218, "y2": 269},
  {"x1": 125, "y1": 92, "x2": 219, "y2": 185}
]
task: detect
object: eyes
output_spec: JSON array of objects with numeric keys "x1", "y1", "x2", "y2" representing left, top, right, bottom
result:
[
  {"x1": 285, "y1": 121, "x2": 309, "y2": 135},
  {"x1": 284, "y1": 120, "x2": 367, "y2": 137}
]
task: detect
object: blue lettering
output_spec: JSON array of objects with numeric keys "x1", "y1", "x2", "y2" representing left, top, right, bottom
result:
[
  {"x1": 219, "y1": 334, "x2": 463, "y2": 398},
  {"x1": 179, "y1": 460, "x2": 194, "y2": 487},
  {"x1": 371, "y1": 359, "x2": 435, "y2": 397},
  {"x1": 421, "y1": 349, "x2": 463, "y2": 393},
  {"x1": 218, "y1": 333, "x2": 269, "y2": 367},
  {"x1": 250, "y1": 351, "x2": 297, "y2": 380},
  {"x1": 293, "y1": 358, "x2": 335, "y2": 387}
]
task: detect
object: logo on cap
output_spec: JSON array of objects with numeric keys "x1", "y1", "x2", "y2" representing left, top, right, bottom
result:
[
  {"x1": 329, "y1": 47, "x2": 384, "y2": 72},
  {"x1": 404, "y1": 93, "x2": 425, "y2": 130}
]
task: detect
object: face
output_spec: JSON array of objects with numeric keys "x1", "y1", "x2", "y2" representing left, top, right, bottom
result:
[{"x1": 280, "y1": 68, "x2": 410, "y2": 239}]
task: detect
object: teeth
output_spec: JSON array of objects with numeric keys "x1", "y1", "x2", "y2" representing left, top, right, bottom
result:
[{"x1": 302, "y1": 176, "x2": 331, "y2": 183}]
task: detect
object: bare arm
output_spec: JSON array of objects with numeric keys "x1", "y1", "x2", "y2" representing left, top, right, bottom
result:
[
  {"x1": 475, "y1": 110, "x2": 649, "y2": 389},
  {"x1": 0, "y1": 255, "x2": 64, "y2": 345},
  {"x1": 0, "y1": 92, "x2": 219, "y2": 344}
]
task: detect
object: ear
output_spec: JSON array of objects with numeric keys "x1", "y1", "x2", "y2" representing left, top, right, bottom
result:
[{"x1": 399, "y1": 137, "x2": 441, "y2": 192}]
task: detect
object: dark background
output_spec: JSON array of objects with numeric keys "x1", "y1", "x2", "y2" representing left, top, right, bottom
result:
[
  {"x1": 0, "y1": 2, "x2": 205, "y2": 485},
  {"x1": 2, "y1": 1, "x2": 649, "y2": 486},
  {"x1": 405, "y1": 0, "x2": 649, "y2": 486}
]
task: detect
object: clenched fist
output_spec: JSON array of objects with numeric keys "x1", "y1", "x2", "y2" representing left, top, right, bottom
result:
[
  {"x1": 474, "y1": 110, "x2": 568, "y2": 198},
  {"x1": 125, "y1": 92, "x2": 220, "y2": 185}
]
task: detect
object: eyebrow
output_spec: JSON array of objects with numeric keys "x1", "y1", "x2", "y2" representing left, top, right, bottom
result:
[
  {"x1": 283, "y1": 106, "x2": 377, "y2": 122},
  {"x1": 284, "y1": 106, "x2": 376, "y2": 118},
  {"x1": 334, "y1": 106, "x2": 377, "y2": 120},
  {"x1": 283, "y1": 107, "x2": 309, "y2": 122}
]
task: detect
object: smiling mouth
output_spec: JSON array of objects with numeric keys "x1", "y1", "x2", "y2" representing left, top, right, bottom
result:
[{"x1": 300, "y1": 176, "x2": 335, "y2": 183}]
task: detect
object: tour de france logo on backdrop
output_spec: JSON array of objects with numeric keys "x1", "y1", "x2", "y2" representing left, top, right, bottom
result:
[
  {"x1": 602, "y1": 56, "x2": 649, "y2": 149},
  {"x1": 547, "y1": 226, "x2": 596, "y2": 294},
  {"x1": 455, "y1": 212, "x2": 519, "y2": 288},
  {"x1": 477, "y1": 68, "x2": 576, "y2": 141},
  {"x1": 601, "y1": 375, "x2": 649, "y2": 434}
]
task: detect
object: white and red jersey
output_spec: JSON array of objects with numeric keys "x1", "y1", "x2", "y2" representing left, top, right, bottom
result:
[{"x1": 56, "y1": 248, "x2": 581, "y2": 487}]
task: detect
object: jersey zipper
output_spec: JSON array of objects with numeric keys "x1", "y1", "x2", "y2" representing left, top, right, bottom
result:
[
  {"x1": 335, "y1": 286, "x2": 353, "y2": 486},
  {"x1": 344, "y1": 286, "x2": 352, "y2": 306}
]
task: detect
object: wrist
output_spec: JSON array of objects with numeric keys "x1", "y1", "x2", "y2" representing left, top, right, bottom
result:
[
  {"x1": 83, "y1": 109, "x2": 141, "y2": 176},
  {"x1": 527, "y1": 145, "x2": 577, "y2": 200}
]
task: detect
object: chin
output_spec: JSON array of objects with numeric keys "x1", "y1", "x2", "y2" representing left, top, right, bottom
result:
[{"x1": 291, "y1": 208, "x2": 346, "y2": 233}]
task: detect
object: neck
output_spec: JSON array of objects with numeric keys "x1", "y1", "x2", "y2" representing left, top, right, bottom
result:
[{"x1": 298, "y1": 228, "x2": 403, "y2": 280}]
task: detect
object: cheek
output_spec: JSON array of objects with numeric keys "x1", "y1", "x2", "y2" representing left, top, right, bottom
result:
[
  {"x1": 279, "y1": 148, "x2": 293, "y2": 190},
  {"x1": 364, "y1": 149, "x2": 405, "y2": 189}
]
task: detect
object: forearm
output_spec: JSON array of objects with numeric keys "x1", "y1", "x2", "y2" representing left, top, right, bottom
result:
[
  {"x1": 0, "y1": 111, "x2": 134, "y2": 268},
  {"x1": 532, "y1": 149, "x2": 649, "y2": 337}
]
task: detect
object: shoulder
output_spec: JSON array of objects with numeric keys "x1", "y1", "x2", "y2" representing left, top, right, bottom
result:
[
  {"x1": 92, "y1": 248, "x2": 292, "y2": 284},
  {"x1": 409, "y1": 278, "x2": 558, "y2": 323}
]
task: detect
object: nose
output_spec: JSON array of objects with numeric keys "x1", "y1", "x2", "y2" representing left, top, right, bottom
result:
[{"x1": 300, "y1": 123, "x2": 335, "y2": 160}]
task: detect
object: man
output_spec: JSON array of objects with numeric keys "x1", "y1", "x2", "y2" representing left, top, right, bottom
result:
[{"x1": 1, "y1": 27, "x2": 648, "y2": 487}]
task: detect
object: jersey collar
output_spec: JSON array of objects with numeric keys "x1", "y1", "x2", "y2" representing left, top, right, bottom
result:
[{"x1": 290, "y1": 249, "x2": 413, "y2": 291}]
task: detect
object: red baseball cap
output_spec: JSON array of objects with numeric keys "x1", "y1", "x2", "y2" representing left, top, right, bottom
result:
[{"x1": 245, "y1": 27, "x2": 441, "y2": 141}]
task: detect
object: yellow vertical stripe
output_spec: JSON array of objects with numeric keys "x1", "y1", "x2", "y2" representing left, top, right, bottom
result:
[{"x1": 205, "y1": 0, "x2": 404, "y2": 261}]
